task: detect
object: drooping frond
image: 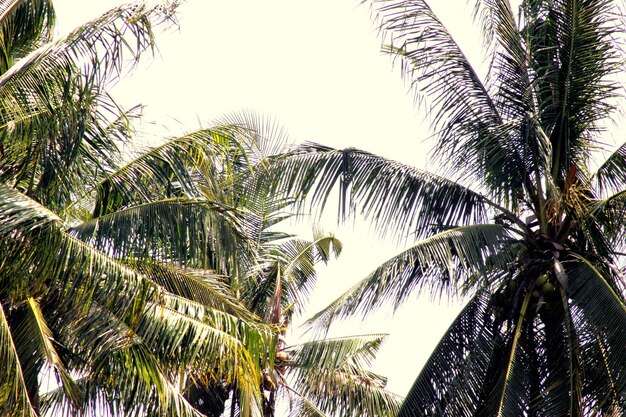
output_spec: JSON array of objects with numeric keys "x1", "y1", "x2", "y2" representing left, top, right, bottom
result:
[
  {"x1": 0, "y1": 0, "x2": 55, "y2": 73},
  {"x1": 9, "y1": 298, "x2": 81, "y2": 409},
  {"x1": 1, "y1": 185, "x2": 269, "y2": 416},
  {"x1": 85, "y1": 125, "x2": 264, "y2": 221},
  {"x1": 0, "y1": 183, "x2": 59, "y2": 233},
  {"x1": 0, "y1": 2, "x2": 178, "y2": 209},
  {"x1": 40, "y1": 343, "x2": 207, "y2": 417},
  {"x1": 261, "y1": 143, "x2": 490, "y2": 241},
  {"x1": 130, "y1": 261, "x2": 255, "y2": 320},
  {"x1": 398, "y1": 291, "x2": 502, "y2": 417},
  {"x1": 242, "y1": 227, "x2": 342, "y2": 324},
  {"x1": 562, "y1": 255, "x2": 626, "y2": 410},
  {"x1": 71, "y1": 198, "x2": 247, "y2": 272},
  {"x1": 286, "y1": 334, "x2": 386, "y2": 378},
  {"x1": 0, "y1": 300, "x2": 37, "y2": 417},
  {"x1": 593, "y1": 142, "x2": 626, "y2": 194},
  {"x1": 286, "y1": 335, "x2": 401, "y2": 417},
  {"x1": 362, "y1": 0, "x2": 535, "y2": 204}
]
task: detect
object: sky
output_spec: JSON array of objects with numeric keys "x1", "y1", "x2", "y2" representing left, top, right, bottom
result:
[{"x1": 54, "y1": 0, "x2": 480, "y2": 397}]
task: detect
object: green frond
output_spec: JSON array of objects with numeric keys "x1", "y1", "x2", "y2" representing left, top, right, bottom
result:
[
  {"x1": 561, "y1": 255, "x2": 626, "y2": 410},
  {"x1": 306, "y1": 224, "x2": 514, "y2": 331},
  {"x1": 0, "y1": 184, "x2": 60, "y2": 234},
  {"x1": 398, "y1": 291, "x2": 496, "y2": 417},
  {"x1": 72, "y1": 198, "x2": 247, "y2": 273},
  {"x1": 283, "y1": 334, "x2": 402, "y2": 417},
  {"x1": 362, "y1": 0, "x2": 536, "y2": 203},
  {"x1": 525, "y1": 0, "x2": 622, "y2": 183},
  {"x1": 593, "y1": 142, "x2": 626, "y2": 194},
  {"x1": 132, "y1": 261, "x2": 255, "y2": 320},
  {"x1": 261, "y1": 143, "x2": 489, "y2": 241},
  {"x1": 0, "y1": 300, "x2": 37, "y2": 417},
  {"x1": 41, "y1": 342, "x2": 206, "y2": 417},
  {"x1": 0, "y1": 0, "x2": 55, "y2": 73},
  {"x1": 287, "y1": 362, "x2": 401, "y2": 417},
  {"x1": 0, "y1": 2, "x2": 179, "y2": 210},
  {"x1": 243, "y1": 232, "x2": 342, "y2": 320},
  {"x1": 286, "y1": 334, "x2": 387, "y2": 377},
  {"x1": 211, "y1": 109, "x2": 291, "y2": 170},
  {"x1": 285, "y1": 394, "x2": 331, "y2": 417},
  {"x1": 19, "y1": 298, "x2": 80, "y2": 407},
  {"x1": 86, "y1": 125, "x2": 264, "y2": 219}
]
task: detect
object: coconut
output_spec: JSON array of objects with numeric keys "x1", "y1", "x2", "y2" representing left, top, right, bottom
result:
[
  {"x1": 542, "y1": 282, "x2": 555, "y2": 295},
  {"x1": 536, "y1": 273, "x2": 549, "y2": 286}
]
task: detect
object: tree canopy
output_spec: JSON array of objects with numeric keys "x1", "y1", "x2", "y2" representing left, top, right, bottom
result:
[{"x1": 258, "y1": 0, "x2": 626, "y2": 415}]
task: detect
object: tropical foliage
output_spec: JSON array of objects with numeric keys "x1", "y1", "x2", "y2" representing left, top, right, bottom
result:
[
  {"x1": 213, "y1": 189, "x2": 402, "y2": 417},
  {"x1": 0, "y1": 2, "x2": 402, "y2": 416},
  {"x1": 0, "y1": 1, "x2": 272, "y2": 416},
  {"x1": 258, "y1": 0, "x2": 626, "y2": 415}
]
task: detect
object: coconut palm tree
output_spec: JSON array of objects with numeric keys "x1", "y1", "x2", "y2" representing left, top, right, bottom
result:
[
  {"x1": 170, "y1": 113, "x2": 402, "y2": 417},
  {"x1": 0, "y1": 2, "x2": 271, "y2": 416},
  {"x1": 237, "y1": 220, "x2": 402, "y2": 417},
  {"x1": 256, "y1": 0, "x2": 626, "y2": 415}
]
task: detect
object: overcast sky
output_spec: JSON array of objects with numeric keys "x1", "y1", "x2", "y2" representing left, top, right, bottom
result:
[{"x1": 54, "y1": 0, "x2": 480, "y2": 396}]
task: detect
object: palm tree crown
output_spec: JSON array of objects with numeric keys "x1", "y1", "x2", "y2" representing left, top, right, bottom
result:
[{"x1": 257, "y1": 0, "x2": 626, "y2": 415}]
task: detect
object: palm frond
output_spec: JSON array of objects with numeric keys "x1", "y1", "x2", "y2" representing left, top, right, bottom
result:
[
  {"x1": 261, "y1": 143, "x2": 490, "y2": 241},
  {"x1": 526, "y1": 0, "x2": 621, "y2": 183},
  {"x1": 284, "y1": 335, "x2": 402, "y2": 417},
  {"x1": 211, "y1": 110, "x2": 291, "y2": 169},
  {"x1": 41, "y1": 343, "x2": 206, "y2": 417},
  {"x1": 0, "y1": 183, "x2": 59, "y2": 234},
  {"x1": 561, "y1": 255, "x2": 626, "y2": 409},
  {"x1": 15, "y1": 298, "x2": 80, "y2": 407},
  {"x1": 88, "y1": 128, "x2": 240, "y2": 216},
  {"x1": 306, "y1": 224, "x2": 514, "y2": 331},
  {"x1": 284, "y1": 393, "x2": 331, "y2": 417},
  {"x1": 287, "y1": 362, "x2": 401, "y2": 417},
  {"x1": 0, "y1": 300, "x2": 37, "y2": 417},
  {"x1": 71, "y1": 198, "x2": 247, "y2": 272},
  {"x1": 286, "y1": 334, "x2": 386, "y2": 377},
  {"x1": 132, "y1": 261, "x2": 255, "y2": 320},
  {"x1": 399, "y1": 290, "x2": 502, "y2": 417},
  {"x1": 361, "y1": 0, "x2": 537, "y2": 204},
  {"x1": 0, "y1": 0, "x2": 54, "y2": 72},
  {"x1": 593, "y1": 142, "x2": 626, "y2": 194},
  {"x1": 0, "y1": 2, "x2": 178, "y2": 209}
]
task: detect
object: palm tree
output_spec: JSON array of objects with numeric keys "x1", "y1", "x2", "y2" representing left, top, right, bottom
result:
[
  {"x1": 238, "y1": 221, "x2": 402, "y2": 417},
  {"x1": 0, "y1": 2, "x2": 271, "y2": 416},
  {"x1": 256, "y1": 0, "x2": 626, "y2": 415},
  {"x1": 171, "y1": 113, "x2": 402, "y2": 417}
]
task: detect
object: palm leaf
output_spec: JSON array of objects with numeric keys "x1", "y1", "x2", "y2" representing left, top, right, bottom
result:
[
  {"x1": 561, "y1": 255, "x2": 626, "y2": 410},
  {"x1": 398, "y1": 291, "x2": 497, "y2": 417},
  {"x1": 0, "y1": 0, "x2": 54, "y2": 72},
  {"x1": 71, "y1": 198, "x2": 247, "y2": 272},
  {"x1": 132, "y1": 261, "x2": 255, "y2": 320},
  {"x1": 306, "y1": 224, "x2": 514, "y2": 331},
  {"x1": 361, "y1": 0, "x2": 534, "y2": 203},
  {"x1": 526, "y1": 0, "x2": 621, "y2": 183},
  {"x1": 286, "y1": 334, "x2": 386, "y2": 378},
  {"x1": 284, "y1": 335, "x2": 402, "y2": 417},
  {"x1": 0, "y1": 300, "x2": 37, "y2": 417},
  {"x1": 41, "y1": 343, "x2": 206, "y2": 417},
  {"x1": 261, "y1": 143, "x2": 490, "y2": 241},
  {"x1": 593, "y1": 142, "x2": 626, "y2": 194},
  {"x1": 0, "y1": 2, "x2": 178, "y2": 209}
]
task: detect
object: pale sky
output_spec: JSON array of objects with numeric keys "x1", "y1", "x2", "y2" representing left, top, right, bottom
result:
[{"x1": 54, "y1": 0, "x2": 479, "y2": 397}]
